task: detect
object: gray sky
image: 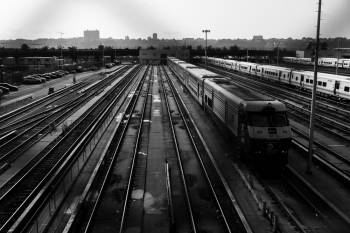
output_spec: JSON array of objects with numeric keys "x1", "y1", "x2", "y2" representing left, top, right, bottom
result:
[{"x1": 2, "y1": 0, "x2": 349, "y2": 40}]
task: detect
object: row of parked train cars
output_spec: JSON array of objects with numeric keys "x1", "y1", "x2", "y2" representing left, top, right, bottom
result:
[
  {"x1": 167, "y1": 57, "x2": 292, "y2": 170},
  {"x1": 283, "y1": 57, "x2": 350, "y2": 68},
  {"x1": 203, "y1": 57, "x2": 350, "y2": 102}
]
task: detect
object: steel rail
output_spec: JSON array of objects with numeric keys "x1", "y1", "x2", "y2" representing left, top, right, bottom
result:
[
  {"x1": 81, "y1": 66, "x2": 149, "y2": 233},
  {"x1": 159, "y1": 66, "x2": 198, "y2": 232},
  {"x1": 0, "y1": 66, "x2": 139, "y2": 232}
]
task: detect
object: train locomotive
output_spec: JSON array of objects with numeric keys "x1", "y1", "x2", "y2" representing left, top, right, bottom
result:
[{"x1": 168, "y1": 57, "x2": 292, "y2": 168}]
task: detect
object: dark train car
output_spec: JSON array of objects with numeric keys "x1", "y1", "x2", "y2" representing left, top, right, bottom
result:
[{"x1": 168, "y1": 57, "x2": 292, "y2": 169}]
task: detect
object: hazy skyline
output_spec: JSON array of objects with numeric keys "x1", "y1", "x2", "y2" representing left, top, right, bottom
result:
[{"x1": 2, "y1": 0, "x2": 349, "y2": 40}]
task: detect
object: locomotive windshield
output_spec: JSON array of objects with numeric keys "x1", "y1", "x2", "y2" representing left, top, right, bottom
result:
[{"x1": 248, "y1": 112, "x2": 289, "y2": 127}]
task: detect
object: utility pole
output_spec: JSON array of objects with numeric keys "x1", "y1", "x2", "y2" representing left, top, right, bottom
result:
[
  {"x1": 56, "y1": 31, "x2": 64, "y2": 70},
  {"x1": 336, "y1": 38, "x2": 339, "y2": 75},
  {"x1": 306, "y1": 0, "x2": 322, "y2": 174},
  {"x1": 202, "y1": 30, "x2": 210, "y2": 70}
]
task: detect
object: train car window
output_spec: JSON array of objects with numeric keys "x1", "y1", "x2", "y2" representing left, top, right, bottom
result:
[
  {"x1": 306, "y1": 79, "x2": 309, "y2": 83},
  {"x1": 249, "y1": 114, "x2": 270, "y2": 127},
  {"x1": 322, "y1": 82, "x2": 327, "y2": 87},
  {"x1": 345, "y1": 86, "x2": 350, "y2": 92},
  {"x1": 310, "y1": 80, "x2": 314, "y2": 84},
  {"x1": 271, "y1": 113, "x2": 288, "y2": 127},
  {"x1": 295, "y1": 77, "x2": 298, "y2": 81},
  {"x1": 318, "y1": 81, "x2": 322, "y2": 85}
]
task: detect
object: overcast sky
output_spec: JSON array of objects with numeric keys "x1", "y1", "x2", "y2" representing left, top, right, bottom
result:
[{"x1": 1, "y1": 0, "x2": 349, "y2": 40}]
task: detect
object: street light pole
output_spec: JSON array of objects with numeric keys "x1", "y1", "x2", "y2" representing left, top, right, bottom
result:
[
  {"x1": 306, "y1": 0, "x2": 322, "y2": 174},
  {"x1": 202, "y1": 29, "x2": 210, "y2": 70}
]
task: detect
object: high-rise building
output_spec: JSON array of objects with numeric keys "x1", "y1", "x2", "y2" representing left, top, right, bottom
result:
[
  {"x1": 84, "y1": 30, "x2": 100, "y2": 42},
  {"x1": 125, "y1": 35, "x2": 130, "y2": 40},
  {"x1": 153, "y1": 33, "x2": 157, "y2": 40}
]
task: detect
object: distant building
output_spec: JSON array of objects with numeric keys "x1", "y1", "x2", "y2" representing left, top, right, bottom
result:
[
  {"x1": 125, "y1": 35, "x2": 130, "y2": 40},
  {"x1": 265, "y1": 41, "x2": 286, "y2": 50},
  {"x1": 153, "y1": 33, "x2": 157, "y2": 40},
  {"x1": 139, "y1": 49, "x2": 190, "y2": 65},
  {"x1": 84, "y1": 30, "x2": 100, "y2": 42},
  {"x1": 253, "y1": 35, "x2": 263, "y2": 41}
]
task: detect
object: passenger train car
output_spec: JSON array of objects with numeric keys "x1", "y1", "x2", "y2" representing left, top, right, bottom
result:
[
  {"x1": 202, "y1": 56, "x2": 350, "y2": 101},
  {"x1": 168, "y1": 57, "x2": 292, "y2": 169},
  {"x1": 283, "y1": 56, "x2": 350, "y2": 69}
]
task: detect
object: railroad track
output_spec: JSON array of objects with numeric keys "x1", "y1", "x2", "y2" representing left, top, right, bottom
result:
[
  {"x1": 0, "y1": 66, "x2": 132, "y2": 174},
  {"x1": 0, "y1": 66, "x2": 127, "y2": 128},
  {"x1": 59, "y1": 65, "x2": 252, "y2": 233},
  {"x1": 0, "y1": 65, "x2": 141, "y2": 232}
]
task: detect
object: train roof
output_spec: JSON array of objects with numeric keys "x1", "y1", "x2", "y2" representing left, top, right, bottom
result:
[
  {"x1": 258, "y1": 65, "x2": 293, "y2": 71},
  {"x1": 178, "y1": 63, "x2": 198, "y2": 69},
  {"x1": 187, "y1": 67, "x2": 220, "y2": 79},
  {"x1": 205, "y1": 78, "x2": 286, "y2": 111},
  {"x1": 208, "y1": 78, "x2": 273, "y2": 101},
  {"x1": 238, "y1": 61, "x2": 259, "y2": 66}
]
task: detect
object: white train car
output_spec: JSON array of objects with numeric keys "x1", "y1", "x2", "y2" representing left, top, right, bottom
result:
[
  {"x1": 290, "y1": 70, "x2": 350, "y2": 100},
  {"x1": 236, "y1": 62, "x2": 259, "y2": 75},
  {"x1": 299, "y1": 58, "x2": 312, "y2": 65},
  {"x1": 318, "y1": 58, "x2": 337, "y2": 67},
  {"x1": 256, "y1": 65, "x2": 292, "y2": 83},
  {"x1": 338, "y1": 59, "x2": 350, "y2": 69},
  {"x1": 283, "y1": 57, "x2": 295, "y2": 63},
  {"x1": 223, "y1": 59, "x2": 239, "y2": 71}
]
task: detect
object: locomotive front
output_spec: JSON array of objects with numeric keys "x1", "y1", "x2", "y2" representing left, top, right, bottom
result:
[{"x1": 239, "y1": 101, "x2": 292, "y2": 167}]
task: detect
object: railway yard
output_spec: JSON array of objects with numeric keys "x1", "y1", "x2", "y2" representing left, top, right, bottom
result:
[{"x1": 1, "y1": 62, "x2": 350, "y2": 233}]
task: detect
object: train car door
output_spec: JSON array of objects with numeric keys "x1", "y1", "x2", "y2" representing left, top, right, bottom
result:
[
  {"x1": 300, "y1": 75, "x2": 304, "y2": 87},
  {"x1": 334, "y1": 81, "x2": 340, "y2": 95},
  {"x1": 278, "y1": 71, "x2": 282, "y2": 82}
]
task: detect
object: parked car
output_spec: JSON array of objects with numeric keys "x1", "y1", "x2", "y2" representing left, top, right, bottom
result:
[
  {"x1": 54, "y1": 72, "x2": 64, "y2": 78},
  {"x1": 23, "y1": 76, "x2": 43, "y2": 84},
  {"x1": 32, "y1": 75, "x2": 46, "y2": 83},
  {"x1": 0, "y1": 83, "x2": 19, "y2": 91},
  {"x1": 0, "y1": 86, "x2": 10, "y2": 94},
  {"x1": 49, "y1": 73, "x2": 58, "y2": 79},
  {"x1": 42, "y1": 74, "x2": 51, "y2": 80}
]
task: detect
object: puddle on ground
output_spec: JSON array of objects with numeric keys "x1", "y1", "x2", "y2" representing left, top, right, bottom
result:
[
  {"x1": 143, "y1": 192, "x2": 166, "y2": 214},
  {"x1": 132, "y1": 189, "x2": 144, "y2": 199}
]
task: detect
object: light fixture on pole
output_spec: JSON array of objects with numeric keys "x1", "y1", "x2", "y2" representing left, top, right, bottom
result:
[
  {"x1": 56, "y1": 31, "x2": 64, "y2": 70},
  {"x1": 202, "y1": 30, "x2": 210, "y2": 70}
]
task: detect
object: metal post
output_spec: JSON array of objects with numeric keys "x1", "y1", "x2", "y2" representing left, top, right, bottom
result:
[
  {"x1": 247, "y1": 49, "x2": 248, "y2": 62},
  {"x1": 336, "y1": 39, "x2": 339, "y2": 75},
  {"x1": 1, "y1": 65, "x2": 3, "y2": 84},
  {"x1": 306, "y1": 0, "x2": 322, "y2": 174},
  {"x1": 202, "y1": 30, "x2": 210, "y2": 70}
]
